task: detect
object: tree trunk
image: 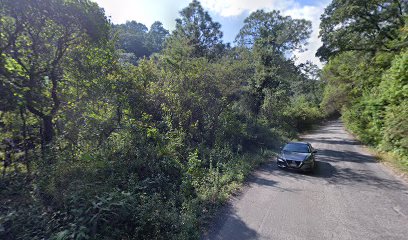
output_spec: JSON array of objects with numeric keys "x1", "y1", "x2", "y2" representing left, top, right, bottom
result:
[
  {"x1": 20, "y1": 107, "x2": 31, "y2": 174},
  {"x1": 43, "y1": 115, "x2": 53, "y2": 144},
  {"x1": 40, "y1": 115, "x2": 54, "y2": 164},
  {"x1": 3, "y1": 150, "x2": 11, "y2": 178}
]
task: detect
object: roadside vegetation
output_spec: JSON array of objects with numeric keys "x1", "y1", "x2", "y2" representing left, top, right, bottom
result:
[
  {"x1": 0, "y1": 0, "x2": 324, "y2": 239},
  {"x1": 318, "y1": 0, "x2": 408, "y2": 170}
]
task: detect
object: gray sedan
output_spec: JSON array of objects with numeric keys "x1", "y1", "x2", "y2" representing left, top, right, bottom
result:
[{"x1": 276, "y1": 142, "x2": 317, "y2": 172}]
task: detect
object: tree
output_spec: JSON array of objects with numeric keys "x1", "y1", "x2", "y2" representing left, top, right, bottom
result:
[
  {"x1": 114, "y1": 21, "x2": 149, "y2": 59},
  {"x1": 295, "y1": 61, "x2": 323, "y2": 104},
  {"x1": 318, "y1": 0, "x2": 408, "y2": 163},
  {"x1": 0, "y1": 0, "x2": 110, "y2": 148},
  {"x1": 235, "y1": 10, "x2": 312, "y2": 116},
  {"x1": 236, "y1": 10, "x2": 312, "y2": 53},
  {"x1": 146, "y1": 21, "x2": 169, "y2": 53},
  {"x1": 0, "y1": 1, "x2": 325, "y2": 238},
  {"x1": 114, "y1": 21, "x2": 169, "y2": 62},
  {"x1": 170, "y1": 0, "x2": 224, "y2": 58},
  {"x1": 317, "y1": 0, "x2": 407, "y2": 61}
]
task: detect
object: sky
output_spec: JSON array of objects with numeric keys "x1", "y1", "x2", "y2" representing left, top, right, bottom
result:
[{"x1": 93, "y1": 0, "x2": 331, "y2": 68}]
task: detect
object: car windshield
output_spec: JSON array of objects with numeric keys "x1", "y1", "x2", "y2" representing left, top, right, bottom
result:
[{"x1": 283, "y1": 143, "x2": 310, "y2": 153}]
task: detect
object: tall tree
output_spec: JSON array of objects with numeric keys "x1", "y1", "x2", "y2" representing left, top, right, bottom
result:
[
  {"x1": 146, "y1": 21, "x2": 169, "y2": 53},
  {"x1": 317, "y1": 0, "x2": 407, "y2": 61},
  {"x1": 0, "y1": 0, "x2": 110, "y2": 147},
  {"x1": 170, "y1": 0, "x2": 224, "y2": 58},
  {"x1": 114, "y1": 21, "x2": 169, "y2": 61},
  {"x1": 236, "y1": 10, "x2": 312, "y2": 53},
  {"x1": 114, "y1": 21, "x2": 149, "y2": 59},
  {"x1": 235, "y1": 10, "x2": 312, "y2": 115}
]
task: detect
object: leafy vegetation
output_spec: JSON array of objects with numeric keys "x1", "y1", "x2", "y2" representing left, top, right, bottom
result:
[
  {"x1": 0, "y1": 0, "x2": 324, "y2": 239},
  {"x1": 319, "y1": 0, "x2": 408, "y2": 166},
  {"x1": 114, "y1": 20, "x2": 169, "y2": 63}
]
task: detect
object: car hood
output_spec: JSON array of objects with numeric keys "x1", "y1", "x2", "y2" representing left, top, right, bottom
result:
[{"x1": 280, "y1": 151, "x2": 311, "y2": 161}]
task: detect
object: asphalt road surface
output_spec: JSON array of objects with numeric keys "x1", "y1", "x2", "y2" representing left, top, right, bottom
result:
[{"x1": 204, "y1": 120, "x2": 408, "y2": 240}]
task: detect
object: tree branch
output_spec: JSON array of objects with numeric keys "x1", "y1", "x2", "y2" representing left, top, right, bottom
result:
[{"x1": 26, "y1": 101, "x2": 45, "y2": 118}]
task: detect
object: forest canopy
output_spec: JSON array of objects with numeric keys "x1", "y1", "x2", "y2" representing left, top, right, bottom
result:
[
  {"x1": 319, "y1": 0, "x2": 407, "y2": 164},
  {"x1": 3, "y1": 0, "x2": 405, "y2": 239}
]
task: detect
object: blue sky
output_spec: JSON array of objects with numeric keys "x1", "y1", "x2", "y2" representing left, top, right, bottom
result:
[{"x1": 93, "y1": 0, "x2": 331, "y2": 67}]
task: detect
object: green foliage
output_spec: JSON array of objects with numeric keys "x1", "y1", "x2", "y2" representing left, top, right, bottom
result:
[
  {"x1": 284, "y1": 96, "x2": 323, "y2": 132},
  {"x1": 233, "y1": 9, "x2": 320, "y2": 125},
  {"x1": 0, "y1": 0, "x2": 111, "y2": 146},
  {"x1": 114, "y1": 20, "x2": 169, "y2": 62},
  {"x1": 1, "y1": 0, "x2": 323, "y2": 239},
  {"x1": 379, "y1": 50, "x2": 408, "y2": 156},
  {"x1": 236, "y1": 9, "x2": 312, "y2": 53},
  {"x1": 339, "y1": 49, "x2": 408, "y2": 159},
  {"x1": 169, "y1": 0, "x2": 225, "y2": 59},
  {"x1": 382, "y1": 103, "x2": 408, "y2": 158},
  {"x1": 317, "y1": 0, "x2": 407, "y2": 61},
  {"x1": 320, "y1": 0, "x2": 407, "y2": 164}
]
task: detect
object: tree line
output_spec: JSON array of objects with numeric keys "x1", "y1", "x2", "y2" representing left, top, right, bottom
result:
[
  {"x1": 319, "y1": 0, "x2": 407, "y2": 165},
  {"x1": 0, "y1": 0, "x2": 323, "y2": 239}
]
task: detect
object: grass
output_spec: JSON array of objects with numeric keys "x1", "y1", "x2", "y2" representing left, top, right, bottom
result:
[
  {"x1": 1, "y1": 144, "x2": 278, "y2": 239},
  {"x1": 368, "y1": 148, "x2": 408, "y2": 180},
  {"x1": 340, "y1": 121, "x2": 408, "y2": 181},
  {"x1": 199, "y1": 150, "x2": 275, "y2": 237}
]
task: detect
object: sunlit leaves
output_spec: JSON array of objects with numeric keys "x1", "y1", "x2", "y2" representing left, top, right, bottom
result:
[
  {"x1": 317, "y1": 0, "x2": 407, "y2": 60},
  {"x1": 236, "y1": 10, "x2": 312, "y2": 54},
  {"x1": 169, "y1": 0, "x2": 224, "y2": 59}
]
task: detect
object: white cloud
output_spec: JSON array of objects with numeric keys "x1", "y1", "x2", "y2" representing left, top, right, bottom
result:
[
  {"x1": 93, "y1": 0, "x2": 190, "y2": 31},
  {"x1": 283, "y1": 5, "x2": 327, "y2": 68},
  {"x1": 201, "y1": 0, "x2": 329, "y2": 68},
  {"x1": 93, "y1": 0, "x2": 329, "y2": 67},
  {"x1": 201, "y1": 0, "x2": 298, "y2": 17}
]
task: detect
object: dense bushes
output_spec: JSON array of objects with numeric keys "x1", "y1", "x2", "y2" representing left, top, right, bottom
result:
[
  {"x1": 317, "y1": 0, "x2": 407, "y2": 166},
  {"x1": 0, "y1": 0, "x2": 323, "y2": 239},
  {"x1": 383, "y1": 103, "x2": 408, "y2": 158},
  {"x1": 1, "y1": 142, "x2": 269, "y2": 239},
  {"x1": 340, "y1": 50, "x2": 408, "y2": 163},
  {"x1": 285, "y1": 96, "x2": 323, "y2": 132},
  {"x1": 380, "y1": 51, "x2": 408, "y2": 158},
  {"x1": 321, "y1": 0, "x2": 407, "y2": 166}
]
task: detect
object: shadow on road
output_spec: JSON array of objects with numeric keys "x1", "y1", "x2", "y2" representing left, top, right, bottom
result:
[
  {"x1": 314, "y1": 161, "x2": 337, "y2": 178},
  {"x1": 303, "y1": 120, "x2": 346, "y2": 135},
  {"x1": 255, "y1": 160, "x2": 337, "y2": 179},
  {"x1": 328, "y1": 167, "x2": 407, "y2": 191},
  {"x1": 252, "y1": 160, "x2": 407, "y2": 192},
  {"x1": 203, "y1": 204, "x2": 259, "y2": 240},
  {"x1": 317, "y1": 149, "x2": 375, "y2": 163},
  {"x1": 303, "y1": 138, "x2": 361, "y2": 146},
  {"x1": 204, "y1": 120, "x2": 408, "y2": 239},
  {"x1": 203, "y1": 161, "x2": 407, "y2": 239},
  {"x1": 266, "y1": 161, "x2": 337, "y2": 182},
  {"x1": 249, "y1": 164, "x2": 301, "y2": 193}
]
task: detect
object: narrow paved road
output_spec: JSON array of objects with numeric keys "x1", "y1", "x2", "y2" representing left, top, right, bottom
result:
[{"x1": 204, "y1": 120, "x2": 408, "y2": 240}]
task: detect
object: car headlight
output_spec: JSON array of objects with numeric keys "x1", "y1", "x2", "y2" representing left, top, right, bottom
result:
[{"x1": 277, "y1": 157, "x2": 284, "y2": 162}]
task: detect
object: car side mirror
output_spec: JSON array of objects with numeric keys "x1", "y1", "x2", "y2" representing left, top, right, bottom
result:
[{"x1": 313, "y1": 150, "x2": 317, "y2": 153}]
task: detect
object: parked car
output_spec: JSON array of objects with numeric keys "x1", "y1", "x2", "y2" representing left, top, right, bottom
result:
[{"x1": 276, "y1": 142, "x2": 317, "y2": 172}]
